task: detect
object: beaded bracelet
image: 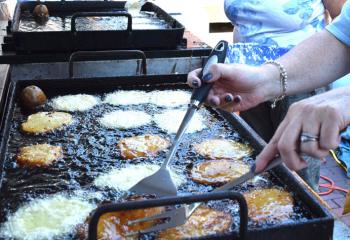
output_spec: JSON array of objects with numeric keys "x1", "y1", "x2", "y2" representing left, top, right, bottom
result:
[{"x1": 264, "y1": 60, "x2": 288, "y2": 108}]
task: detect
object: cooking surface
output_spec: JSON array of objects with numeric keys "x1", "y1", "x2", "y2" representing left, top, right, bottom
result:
[
  {"x1": 19, "y1": 11, "x2": 170, "y2": 32},
  {"x1": 0, "y1": 84, "x2": 315, "y2": 239}
]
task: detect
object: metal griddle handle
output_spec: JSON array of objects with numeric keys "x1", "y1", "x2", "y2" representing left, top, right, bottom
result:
[
  {"x1": 71, "y1": 12, "x2": 132, "y2": 33},
  {"x1": 87, "y1": 191, "x2": 248, "y2": 240},
  {"x1": 68, "y1": 50, "x2": 147, "y2": 78}
]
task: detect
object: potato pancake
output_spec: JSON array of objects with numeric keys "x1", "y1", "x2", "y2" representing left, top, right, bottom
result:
[
  {"x1": 1, "y1": 194, "x2": 94, "y2": 240},
  {"x1": 244, "y1": 188, "x2": 294, "y2": 222},
  {"x1": 21, "y1": 112, "x2": 73, "y2": 134},
  {"x1": 103, "y1": 90, "x2": 150, "y2": 106},
  {"x1": 95, "y1": 196, "x2": 165, "y2": 240},
  {"x1": 191, "y1": 160, "x2": 250, "y2": 186},
  {"x1": 99, "y1": 110, "x2": 152, "y2": 129},
  {"x1": 194, "y1": 139, "x2": 253, "y2": 160},
  {"x1": 93, "y1": 164, "x2": 185, "y2": 191},
  {"x1": 149, "y1": 90, "x2": 191, "y2": 107},
  {"x1": 118, "y1": 134, "x2": 170, "y2": 159},
  {"x1": 51, "y1": 94, "x2": 100, "y2": 112},
  {"x1": 154, "y1": 109, "x2": 206, "y2": 134},
  {"x1": 157, "y1": 206, "x2": 232, "y2": 240},
  {"x1": 16, "y1": 143, "x2": 63, "y2": 167}
]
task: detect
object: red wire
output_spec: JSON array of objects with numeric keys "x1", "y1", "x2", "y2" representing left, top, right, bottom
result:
[{"x1": 318, "y1": 175, "x2": 349, "y2": 196}]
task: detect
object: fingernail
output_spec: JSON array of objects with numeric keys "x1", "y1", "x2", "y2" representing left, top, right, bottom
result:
[
  {"x1": 202, "y1": 73, "x2": 212, "y2": 82},
  {"x1": 209, "y1": 98, "x2": 218, "y2": 106},
  {"x1": 224, "y1": 95, "x2": 233, "y2": 103},
  {"x1": 234, "y1": 95, "x2": 241, "y2": 103},
  {"x1": 192, "y1": 80, "x2": 199, "y2": 87},
  {"x1": 250, "y1": 163, "x2": 256, "y2": 173}
]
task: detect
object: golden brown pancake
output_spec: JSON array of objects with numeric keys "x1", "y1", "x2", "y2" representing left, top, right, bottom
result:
[
  {"x1": 194, "y1": 139, "x2": 253, "y2": 160},
  {"x1": 21, "y1": 112, "x2": 73, "y2": 134},
  {"x1": 157, "y1": 206, "x2": 232, "y2": 240},
  {"x1": 86, "y1": 196, "x2": 165, "y2": 240},
  {"x1": 16, "y1": 143, "x2": 63, "y2": 167},
  {"x1": 191, "y1": 160, "x2": 250, "y2": 186},
  {"x1": 118, "y1": 134, "x2": 170, "y2": 160},
  {"x1": 244, "y1": 188, "x2": 294, "y2": 222}
]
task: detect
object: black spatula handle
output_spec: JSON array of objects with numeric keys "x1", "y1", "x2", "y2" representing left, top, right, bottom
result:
[{"x1": 190, "y1": 40, "x2": 228, "y2": 105}]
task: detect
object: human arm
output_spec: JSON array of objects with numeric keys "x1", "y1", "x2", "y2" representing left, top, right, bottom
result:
[
  {"x1": 255, "y1": 86, "x2": 350, "y2": 172},
  {"x1": 323, "y1": 0, "x2": 346, "y2": 18},
  {"x1": 187, "y1": 30, "x2": 350, "y2": 112}
]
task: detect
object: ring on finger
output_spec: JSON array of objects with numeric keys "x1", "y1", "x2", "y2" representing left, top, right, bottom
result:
[{"x1": 300, "y1": 132, "x2": 319, "y2": 143}]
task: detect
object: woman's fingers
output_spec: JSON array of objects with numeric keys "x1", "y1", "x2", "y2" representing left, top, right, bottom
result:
[
  {"x1": 187, "y1": 68, "x2": 202, "y2": 88},
  {"x1": 255, "y1": 118, "x2": 289, "y2": 172},
  {"x1": 319, "y1": 108, "x2": 342, "y2": 150},
  {"x1": 277, "y1": 119, "x2": 308, "y2": 170}
]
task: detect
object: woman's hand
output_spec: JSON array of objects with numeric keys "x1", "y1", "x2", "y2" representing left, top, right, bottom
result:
[
  {"x1": 256, "y1": 86, "x2": 350, "y2": 171},
  {"x1": 187, "y1": 63, "x2": 281, "y2": 112}
]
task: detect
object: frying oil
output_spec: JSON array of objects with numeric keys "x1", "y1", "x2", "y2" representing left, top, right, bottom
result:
[{"x1": 0, "y1": 87, "x2": 314, "y2": 239}]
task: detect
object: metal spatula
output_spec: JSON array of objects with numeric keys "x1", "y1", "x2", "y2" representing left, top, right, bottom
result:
[
  {"x1": 126, "y1": 157, "x2": 283, "y2": 236},
  {"x1": 127, "y1": 40, "x2": 229, "y2": 198}
]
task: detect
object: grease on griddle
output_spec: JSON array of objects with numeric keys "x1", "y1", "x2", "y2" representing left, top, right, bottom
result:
[{"x1": 0, "y1": 87, "x2": 316, "y2": 239}]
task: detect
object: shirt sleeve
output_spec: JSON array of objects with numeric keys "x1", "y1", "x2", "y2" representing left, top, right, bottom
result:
[{"x1": 326, "y1": 1, "x2": 350, "y2": 46}]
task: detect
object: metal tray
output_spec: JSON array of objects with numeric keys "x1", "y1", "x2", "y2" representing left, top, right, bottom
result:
[
  {"x1": 0, "y1": 75, "x2": 334, "y2": 240},
  {"x1": 8, "y1": 1, "x2": 185, "y2": 52}
]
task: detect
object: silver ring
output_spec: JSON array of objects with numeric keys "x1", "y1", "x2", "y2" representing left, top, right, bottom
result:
[{"x1": 300, "y1": 133, "x2": 319, "y2": 143}]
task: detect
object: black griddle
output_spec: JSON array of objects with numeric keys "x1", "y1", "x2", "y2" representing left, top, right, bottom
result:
[
  {"x1": 5, "y1": 1, "x2": 185, "y2": 53},
  {"x1": 0, "y1": 74, "x2": 334, "y2": 240}
]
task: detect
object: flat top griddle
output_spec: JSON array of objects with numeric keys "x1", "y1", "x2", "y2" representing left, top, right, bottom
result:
[
  {"x1": 7, "y1": 1, "x2": 185, "y2": 52},
  {"x1": 0, "y1": 75, "x2": 333, "y2": 240}
]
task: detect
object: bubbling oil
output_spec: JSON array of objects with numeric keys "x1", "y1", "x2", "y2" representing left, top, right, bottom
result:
[{"x1": 0, "y1": 86, "x2": 314, "y2": 239}]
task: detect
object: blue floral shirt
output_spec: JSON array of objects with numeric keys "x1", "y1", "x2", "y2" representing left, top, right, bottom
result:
[
  {"x1": 223, "y1": 1, "x2": 328, "y2": 85},
  {"x1": 327, "y1": 0, "x2": 350, "y2": 47}
]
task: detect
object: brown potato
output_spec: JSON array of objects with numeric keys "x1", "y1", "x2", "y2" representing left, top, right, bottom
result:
[
  {"x1": 33, "y1": 4, "x2": 49, "y2": 24},
  {"x1": 19, "y1": 85, "x2": 47, "y2": 110}
]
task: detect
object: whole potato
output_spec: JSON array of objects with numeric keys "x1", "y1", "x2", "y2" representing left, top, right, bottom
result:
[
  {"x1": 33, "y1": 4, "x2": 49, "y2": 24},
  {"x1": 20, "y1": 85, "x2": 47, "y2": 110}
]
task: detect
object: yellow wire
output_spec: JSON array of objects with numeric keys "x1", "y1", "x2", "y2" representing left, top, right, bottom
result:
[{"x1": 329, "y1": 149, "x2": 347, "y2": 172}]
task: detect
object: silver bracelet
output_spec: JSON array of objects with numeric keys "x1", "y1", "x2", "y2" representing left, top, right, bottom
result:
[{"x1": 264, "y1": 60, "x2": 288, "y2": 108}]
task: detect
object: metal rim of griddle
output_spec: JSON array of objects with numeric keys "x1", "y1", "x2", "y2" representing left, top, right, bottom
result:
[
  {"x1": 0, "y1": 75, "x2": 335, "y2": 240},
  {"x1": 87, "y1": 191, "x2": 248, "y2": 240},
  {"x1": 68, "y1": 50, "x2": 147, "y2": 78}
]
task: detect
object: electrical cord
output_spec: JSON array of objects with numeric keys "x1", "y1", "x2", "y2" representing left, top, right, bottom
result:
[
  {"x1": 319, "y1": 175, "x2": 348, "y2": 196},
  {"x1": 318, "y1": 150, "x2": 349, "y2": 196}
]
